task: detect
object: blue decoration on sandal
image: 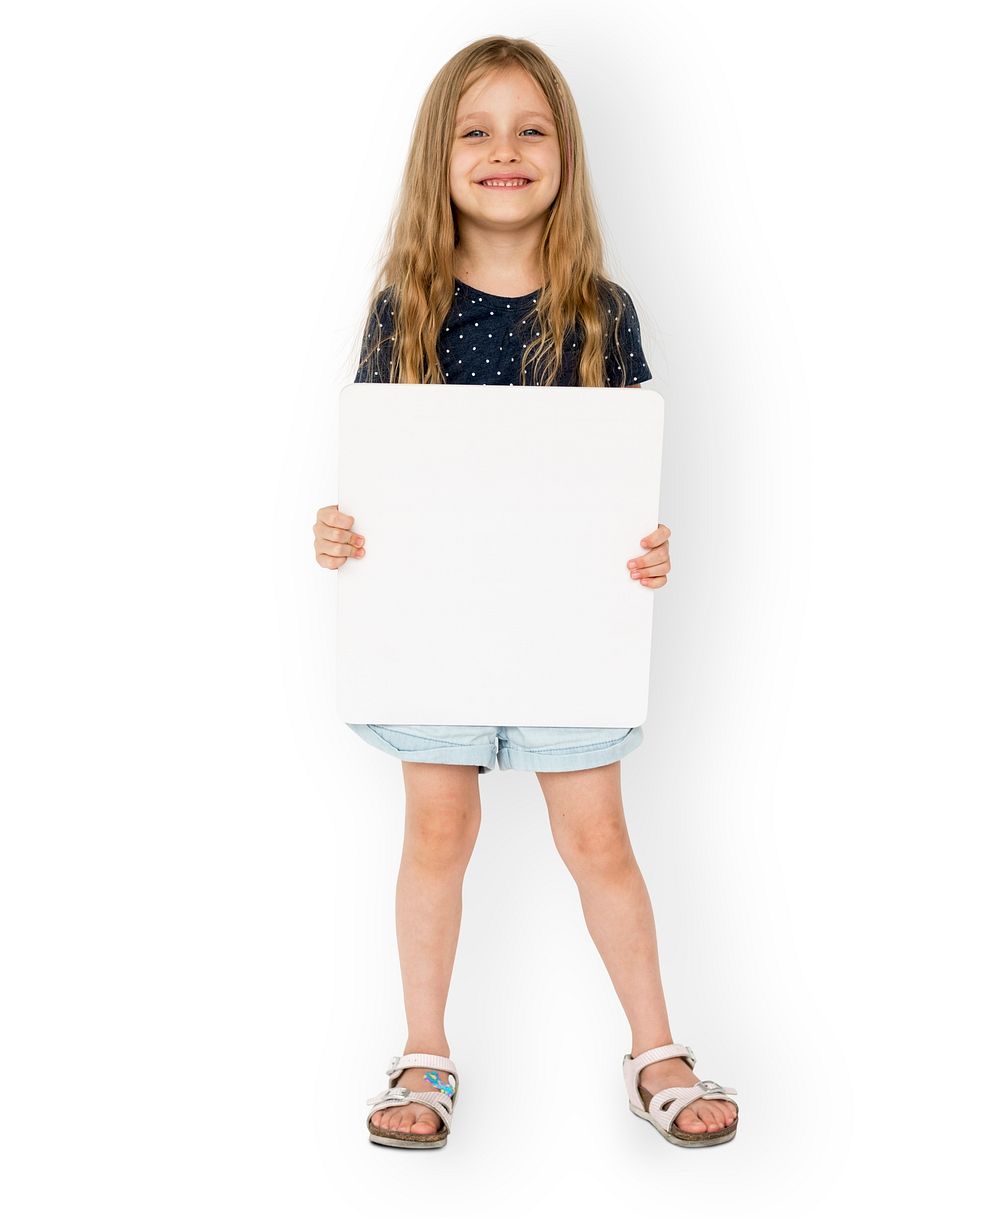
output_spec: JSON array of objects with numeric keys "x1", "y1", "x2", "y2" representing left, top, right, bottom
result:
[{"x1": 423, "y1": 1069, "x2": 454, "y2": 1096}]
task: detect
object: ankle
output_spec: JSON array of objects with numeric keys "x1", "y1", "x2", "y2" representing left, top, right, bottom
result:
[
  {"x1": 630, "y1": 1038, "x2": 676, "y2": 1059},
  {"x1": 403, "y1": 1041, "x2": 451, "y2": 1059}
]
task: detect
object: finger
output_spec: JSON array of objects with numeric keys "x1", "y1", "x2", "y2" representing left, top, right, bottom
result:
[
  {"x1": 627, "y1": 547, "x2": 669, "y2": 571},
  {"x1": 641, "y1": 524, "x2": 671, "y2": 547},
  {"x1": 639, "y1": 575, "x2": 667, "y2": 587},
  {"x1": 630, "y1": 561, "x2": 669, "y2": 579},
  {"x1": 315, "y1": 524, "x2": 365, "y2": 548},
  {"x1": 316, "y1": 504, "x2": 355, "y2": 529},
  {"x1": 313, "y1": 525, "x2": 351, "y2": 544},
  {"x1": 316, "y1": 541, "x2": 357, "y2": 559}
]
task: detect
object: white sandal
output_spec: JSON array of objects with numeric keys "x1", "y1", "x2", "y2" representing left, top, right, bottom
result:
[
  {"x1": 365, "y1": 1052, "x2": 459, "y2": 1149},
  {"x1": 623, "y1": 1043, "x2": 739, "y2": 1147}
]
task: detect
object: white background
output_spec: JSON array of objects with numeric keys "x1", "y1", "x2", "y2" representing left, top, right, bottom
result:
[{"x1": 2, "y1": 2, "x2": 997, "y2": 1214}]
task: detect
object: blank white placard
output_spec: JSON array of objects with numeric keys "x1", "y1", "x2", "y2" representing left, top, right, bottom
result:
[{"x1": 335, "y1": 383, "x2": 664, "y2": 727}]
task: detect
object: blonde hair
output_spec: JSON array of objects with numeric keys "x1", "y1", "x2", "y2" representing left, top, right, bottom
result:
[{"x1": 356, "y1": 35, "x2": 638, "y2": 387}]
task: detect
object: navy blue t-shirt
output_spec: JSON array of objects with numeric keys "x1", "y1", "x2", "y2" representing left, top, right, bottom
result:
[{"x1": 354, "y1": 277, "x2": 652, "y2": 387}]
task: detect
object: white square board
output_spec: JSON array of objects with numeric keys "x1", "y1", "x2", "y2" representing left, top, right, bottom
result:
[{"x1": 335, "y1": 383, "x2": 664, "y2": 726}]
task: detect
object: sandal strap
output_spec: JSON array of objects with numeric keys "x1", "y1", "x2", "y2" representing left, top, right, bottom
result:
[
  {"x1": 622, "y1": 1043, "x2": 712, "y2": 1111},
  {"x1": 622, "y1": 1043, "x2": 696, "y2": 1105},
  {"x1": 366, "y1": 1086, "x2": 455, "y2": 1132},
  {"x1": 647, "y1": 1081, "x2": 739, "y2": 1134},
  {"x1": 367, "y1": 1053, "x2": 460, "y2": 1135},
  {"x1": 626, "y1": 1043, "x2": 697, "y2": 1072},
  {"x1": 386, "y1": 1053, "x2": 458, "y2": 1085}
]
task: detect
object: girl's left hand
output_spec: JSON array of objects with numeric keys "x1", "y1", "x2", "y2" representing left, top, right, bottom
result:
[{"x1": 627, "y1": 524, "x2": 671, "y2": 587}]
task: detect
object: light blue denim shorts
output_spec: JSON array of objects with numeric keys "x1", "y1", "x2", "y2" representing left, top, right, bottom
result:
[{"x1": 346, "y1": 723, "x2": 644, "y2": 774}]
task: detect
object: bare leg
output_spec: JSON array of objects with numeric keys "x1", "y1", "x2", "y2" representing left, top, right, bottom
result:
[
  {"x1": 536, "y1": 762, "x2": 736, "y2": 1134},
  {"x1": 370, "y1": 760, "x2": 482, "y2": 1136}
]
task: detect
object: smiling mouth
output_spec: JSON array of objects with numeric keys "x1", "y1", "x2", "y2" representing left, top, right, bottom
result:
[{"x1": 476, "y1": 178, "x2": 533, "y2": 189}]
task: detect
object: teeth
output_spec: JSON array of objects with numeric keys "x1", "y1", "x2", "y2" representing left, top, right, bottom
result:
[{"x1": 480, "y1": 179, "x2": 529, "y2": 187}]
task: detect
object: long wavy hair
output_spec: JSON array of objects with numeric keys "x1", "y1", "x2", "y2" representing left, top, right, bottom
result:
[{"x1": 354, "y1": 36, "x2": 640, "y2": 387}]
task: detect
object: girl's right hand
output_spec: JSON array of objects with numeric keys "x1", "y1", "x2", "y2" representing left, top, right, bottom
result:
[{"x1": 313, "y1": 504, "x2": 365, "y2": 570}]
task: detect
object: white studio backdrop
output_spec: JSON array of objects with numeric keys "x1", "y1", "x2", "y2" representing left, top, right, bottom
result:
[{"x1": 1, "y1": 3, "x2": 996, "y2": 1216}]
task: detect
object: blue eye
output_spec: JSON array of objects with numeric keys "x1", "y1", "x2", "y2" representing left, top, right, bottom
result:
[{"x1": 461, "y1": 128, "x2": 545, "y2": 139}]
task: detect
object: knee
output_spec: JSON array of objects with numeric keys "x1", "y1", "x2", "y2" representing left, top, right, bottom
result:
[
  {"x1": 404, "y1": 801, "x2": 480, "y2": 864},
  {"x1": 556, "y1": 820, "x2": 634, "y2": 877}
]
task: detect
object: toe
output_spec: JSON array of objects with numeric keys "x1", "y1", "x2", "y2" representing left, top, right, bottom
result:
[
  {"x1": 675, "y1": 1107, "x2": 707, "y2": 1132},
  {"x1": 681, "y1": 1101, "x2": 714, "y2": 1131}
]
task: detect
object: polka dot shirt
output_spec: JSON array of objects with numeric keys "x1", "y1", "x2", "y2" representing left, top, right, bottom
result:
[{"x1": 355, "y1": 278, "x2": 652, "y2": 387}]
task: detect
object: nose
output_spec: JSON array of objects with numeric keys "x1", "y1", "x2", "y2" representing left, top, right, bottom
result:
[{"x1": 488, "y1": 136, "x2": 520, "y2": 162}]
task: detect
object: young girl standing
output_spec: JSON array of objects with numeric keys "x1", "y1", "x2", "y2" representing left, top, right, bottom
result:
[{"x1": 313, "y1": 36, "x2": 739, "y2": 1150}]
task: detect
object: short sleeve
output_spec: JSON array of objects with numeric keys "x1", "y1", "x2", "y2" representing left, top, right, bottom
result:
[
  {"x1": 603, "y1": 285, "x2": 653, "y2": 386},
  {"x1": 354, "y1": 288, "x2": 396, "y2": 383}
]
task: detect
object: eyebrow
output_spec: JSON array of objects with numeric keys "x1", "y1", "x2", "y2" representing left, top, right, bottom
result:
[{"x1": 454, "y1": 110, "x2": 554, "y2": 127}]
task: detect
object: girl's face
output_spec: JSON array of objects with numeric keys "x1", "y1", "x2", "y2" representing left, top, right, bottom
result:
[{"x1": 449, "y1": 66, "x2": 561, "y2": 229}]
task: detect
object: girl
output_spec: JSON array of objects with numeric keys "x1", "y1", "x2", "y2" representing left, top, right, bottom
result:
[{"x1": 312, "y1": 36, "x2": 739, "y2": 1150}]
